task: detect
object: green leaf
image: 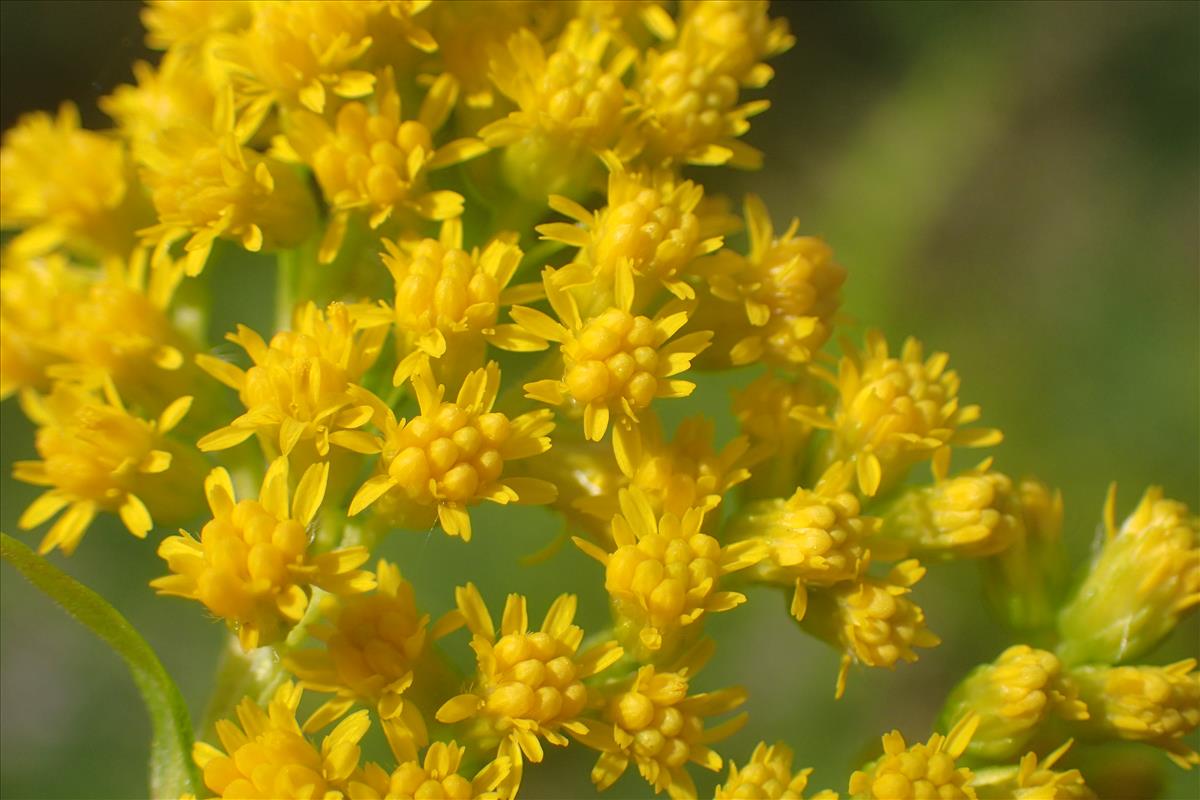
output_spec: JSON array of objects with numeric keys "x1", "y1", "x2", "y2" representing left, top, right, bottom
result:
[{"x1": 0, "y1": 532, "x2": 202, "y2": 798}]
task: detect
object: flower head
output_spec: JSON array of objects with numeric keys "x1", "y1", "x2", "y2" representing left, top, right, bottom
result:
[
  {"x1": 580, "y1": 644, "x2": 747, "y2": 799},
  {"x1": 807, "y1": 559, "x2": 940, "y2": 698},
  {"x1": 881, "y1": 463, "x2": 1023, "y2": 561},
  {"x1": 0, "y1": 103, "x2": 150, "y2": 258},
  {"x1": 536, "y1": 164, "x2": 724, "y2": 306},
  {"x1": 970, "y1": 741, "x2": 1095, "y2": 800},
  {"x1": 436, "y1": 584, "x2": 624, "y2": 796},
  {"x1": 1071, "y1": 659, "x2": 1200, "y2": 769},
  {"x1": 512, "y1": 273, "x2": 710, "y2": 441},
  {"x1": 139, "y1": 93, "x2": 317, "y2": 275},
  {"x1": 981, "y1": 478, "x2": 1067, "y2": 632},
  {"x1": 373, "y1": 218, "x2": 538, "y2": 388},
  {"x1": 284, "y1": 560, "x2": 430, "y2": 760},
  {"x1": 141, "y1": 0, "x2": 251, "y2": 52},
  {"x1": 102, "y1": 50, "x2": 218, "y2": 153},
  {"x1": 13, "y1": 380, "x2": 202, "y2": 555},
  {"x1": 152, "y1": 458, "x2": 376, "y2": 650},
  {"x1": 349, "y1": 361, "x2": 556, "y2": 541},
  {"x1": 281, "y1": 70, "x2": 486, "y2": 263},
  {"x1": 351, "y1": 741, "x2": 511, "y2": 800},
  {"x1": 941, "y1": 645, "x2": 1088, "y2": 761},
  {"x1": 678, "y1": 1, "x2": 794, "y2": 87},
  {"x1": 813, "y1": 330, "x2": 1002, "y2": 497},
  {"x1": 192, "y1": 681, "x2": 368, "y2": 800},
  {"x1": 716, "y1": 741, "x2": 838, "y2": 800},
  {"x1": 693, "y1": 195, "x2": 845, "y2": 368},
  {"x1": 731, "y1": 462, "x2": 876, "y2": 622},
  {"x1": 0, "y1": 253, "x2": 86, "y2": 398},
  {"x1": 196, "y1": 301, "x2": 386, "y2": 463},
  {"x1": 848, "y1": 714, "x2": 980, "y2": 800},
  {"x1": 575, "y1": 488, "x2": 763, "y2": 659},
  {"x1": 1057, "y1": 485, "x2": 1199, "y2": 666}
]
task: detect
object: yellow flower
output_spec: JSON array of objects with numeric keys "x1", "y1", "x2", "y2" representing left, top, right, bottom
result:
[
  {"x1": 848, "y1": 714, "x2": 980, "y2": 800},
  {"x1": 573, "y1": 411, "x2": 757, "y2": 522},
  {"x1": 731, "y1": 369, "x2": 830, "y2": 498},
  {"x1": 941, "y1": 645, "x2": 1089, "y2": 761},
  {"x1": 192, "y1": 681, "x2": 368, "y2": 800},
  {"x1": 880, "y1": 462, "x2": 1023, "y2": 561},
  {"x1": 196, "y1": 301, "x2": 386, "y2": 463},
  {"x1": 350, "y1": 741, "x2": 510, "y2": 800},
  {"x1": 13, "y1": 380, "x2": 202, "y2": 555},
  {"x1": 0, "y1": 252, "x2": 85, "y2": 398},
  {"x1": 152, "y1": 458, "x2": 376, "y2": 651},
  {"x1": 678, "y1": 1, "x2": 795, "y2": 88},
  {"x1": 284, "y1": 560, "x2": 430, "y2": 761},
  {"x1": 139, "y1": 92, "x2": 318, "y2": 276},
  {"x1": 279, "y1": 69, "x2": 486, "y2": 264},
  {"x1": 512, "y1": 273, "x2": 710, "y2": 442},
  {"x1": 981, "y1": 478, "x2": 1067, "y2": 632},
  {"x1": 578, "y1": 641, "x2": 747, "y2": 800},
  {"x1": 633, "y1": 44, "x2": 769, "y2": 169},
  {"x1": 811, "y1": 330, "x2": 1002, "y2": 497},
  {"x1": 730, "y1": 462, "x2": 876, "y2": 623},
  {"x1": 716, "y1": 741, "x2": 839, "y2": 800},
  {"x1": 215, "y1": 0, "x2": 376, "y2": 134},
  {"x1": 141, "y1": 0, "x2": 251, "y2": 52},
  {"x1": 692, "y1": 194, "x2": 845, "y2": 368},
  {"x1": 0, "y1": 103, "x2": 150, "y2": 258},
  {"x1": 101, "y1": 50, "x2": 217, "y2": 152},
  {"x1": 1057, "y1": 485, "x2": 1199, "y2": 666},
  {"x1": 435, "y1": 584, "x2": 624, "y2": 796},
  {"x1": 371, "y1": 218, "x2": 540, "y2": 388},
  {"x1": 807, "y1": 559, "x2": 941, "y2": 698},
  {"x1": 535, "y1": 163, "x2": 724, "y2": 308},
  {"x1": 971, "y1": 741, "x2": 1096, "y2": 800},
  {"x1": 574, "y1": 1, "x2": 678, "y2": 44},
  {"x1": 574, "y1": 488, "x2": 763, "y2": 659},
  {"x1": 348, "y1": 361, "x2": 556, "y2": 541},
  {"x1": 480, "y1": 20, "x2": 638, "y2": 195},
  {"x1": 1071, "y1": 659, "x2": 1200, "y2": 769}
]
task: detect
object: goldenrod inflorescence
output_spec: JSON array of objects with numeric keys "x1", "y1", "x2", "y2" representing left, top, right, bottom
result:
[{"x1": 1, "y1": 2, "x2": 1195, "y2": 799}]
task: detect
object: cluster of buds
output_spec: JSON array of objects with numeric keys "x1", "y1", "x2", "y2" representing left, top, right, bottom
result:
[{"x1": 0, "y1": 2, "x2": 1193, "y2": 800}]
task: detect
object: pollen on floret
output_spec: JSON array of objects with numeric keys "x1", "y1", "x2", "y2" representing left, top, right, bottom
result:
[
  {"x1": 196, "y1": 301, "x2": 387, "y2": 463},
  {"x1": 152, "y1": 458, "x2": 376, "y2": 651},
  {"x1": 191, "y1": 681, "x2": 368, "y2": 800},
  {"x1": 348, "y1": 361, "x2": 556, "y2": 541},
  {"x1": 13, "y1": 379, "x2": 203, "y2": 556}
]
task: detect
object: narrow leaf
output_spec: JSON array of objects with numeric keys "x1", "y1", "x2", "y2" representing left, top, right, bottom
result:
[{"x1": 0, "y1": 533, "x2": 201, "y2": 798}]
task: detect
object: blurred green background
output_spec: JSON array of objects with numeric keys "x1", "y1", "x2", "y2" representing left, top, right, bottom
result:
[{"x1": 1, "y1": 1, "x2": 1197, "y2": 798}]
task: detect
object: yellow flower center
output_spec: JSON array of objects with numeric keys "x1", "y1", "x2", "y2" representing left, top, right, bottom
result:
[
  {"x1": 385, "y1": 403, "x2": 511, "y2": 504},
  {"x1": 483, "y1": 631, "x2": 588, "y2": 726},
  {"x1": 606, "y1": 529, "x2": 722, "y2": 626},
  {"x1": 195, "y1": 499, "x2": 308, "y2": 623},
  {"x1": 610, "y1": 682, "x2": 702, "y2": 771},
  {"x1": 390, "y1": 763, "x2": 474, "y2": 800},
  {"x1": 845, "y1": 356, "x2": 953, "y2": 449},
  {"x1": 536, "y1": 51, "x2": 627, "y2": 143},
  {"x1": 593, "y1": 190, "x2": 701, "y2": 281},
  {"x1": 563, "y1": 309, "x2": 663, "y2": 409},
  {"x1": 640, "y1": 50, "x2": 739, "y2": 158},
  {"x1": 866, "y1": 750, "x2": 965, "y2": 799},
  {"x1": 392, "y1": 239, "x2": 501, "y2": 334},
  {"x1": 328, "y1": 594, "x2": 424, "y2": 691},
  {"x1": 313, "y1": 102, "x2": 435, "y2": 211}
]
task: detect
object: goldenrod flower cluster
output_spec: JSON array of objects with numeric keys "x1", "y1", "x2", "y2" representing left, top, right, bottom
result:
[{"x1": 1, "y1": 2, "x2": 1195, "y2": 799}]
